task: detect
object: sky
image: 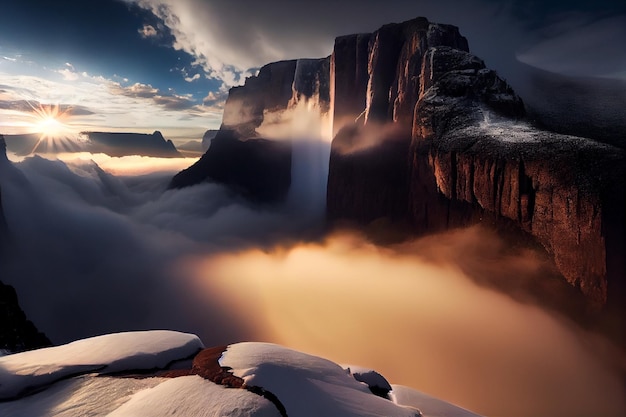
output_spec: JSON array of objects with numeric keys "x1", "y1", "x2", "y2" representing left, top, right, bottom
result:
[{"x1": 0, "y1": 0, "x2": 624, "y2": 142}]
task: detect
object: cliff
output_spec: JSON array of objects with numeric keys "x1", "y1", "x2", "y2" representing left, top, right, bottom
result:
[
  {"x1": 0, "y1": 136, "x2": 52, "y2": 352},
  {"x1": 326, "y1": 18, "x2": 625, "y2": 313},
  {"x1": 170, "y1": 57, "x2": 330, "y2": 202},
  {"x1": 172, "y1": 16, "x2": 625, "y2": 314}
]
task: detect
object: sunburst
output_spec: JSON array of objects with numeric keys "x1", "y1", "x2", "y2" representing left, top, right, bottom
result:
[{"x1": 27, "y1": 103, "x2": 80, "y2": 154}]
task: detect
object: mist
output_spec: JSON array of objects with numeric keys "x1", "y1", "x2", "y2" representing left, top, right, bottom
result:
[
  {"x1": 185, "y1": 230, "x2": 626, "y2": 417},
  {"x1": 0, "y1": 139, "x2": 624, "y2": 417}
]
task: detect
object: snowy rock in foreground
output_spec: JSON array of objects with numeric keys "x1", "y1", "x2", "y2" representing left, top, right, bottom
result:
[
  {"x1": 220, "y1": 342, "x2": 422, "y2": 417},
  {"x1": 0, "y1": 330, "x2": 203, "y2": 399},
  {"x1": 108, "y1": 375, "x2": 281, "y2": 417},
  {"x1": 0, "y1": 332, "x2": 482, "y2": 417}
]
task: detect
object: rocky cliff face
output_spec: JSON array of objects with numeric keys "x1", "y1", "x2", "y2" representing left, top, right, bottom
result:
[
  {"x1": 325, "y1": 18, "x2": 625, "y2": 312},
  {"x1": 173, "y1": 16, "x2": 624, "y2": 313},
  {"x1": 171, "y1": 57, "x2": 330, "y2": 202},
  {"x1": 0, "y1": 136, "x2": 51, "y2": 352}
]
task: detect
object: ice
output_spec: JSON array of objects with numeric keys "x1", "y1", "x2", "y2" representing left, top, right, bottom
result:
[{"x1": 0, "y1": 330, "x2": 203, "y2": 399}]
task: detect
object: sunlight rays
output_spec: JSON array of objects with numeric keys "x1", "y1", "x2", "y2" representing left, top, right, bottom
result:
[{"x1": 26, "y1": 102, "x2": 82, "y2": 154}]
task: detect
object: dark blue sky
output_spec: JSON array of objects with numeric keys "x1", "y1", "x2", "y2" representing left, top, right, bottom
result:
[
  {"x1": 0, "y1": 0, "x2": 623, "y2": 138},
  {"x1": 0, "y1": 0, "x2": 219, "y2": 97}
]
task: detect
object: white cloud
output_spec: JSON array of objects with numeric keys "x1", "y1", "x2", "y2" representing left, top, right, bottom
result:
[
  {"x1": 184, "y1": 73, "x2": 200, "y2": 82},
  {"x1": 139, "y1": 24, "x2": 158, "y2": 38},
  {"x1": 57, "y1": 63, "x2": 80, "y2": 81},
  {"x1": 122, "y1": 0, "x2": 527, "y2": 90},
  {"x1": 0, "y1": 69, "x2": 221, "y2": 136},
  {"x1": 516, "y1": 15, "x2": 626, "y2": 79}
]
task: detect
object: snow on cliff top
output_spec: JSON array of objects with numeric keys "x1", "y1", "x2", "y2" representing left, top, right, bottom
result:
[
  {"x1": 221, "y1": 342, "x2": 422, "y2": 417},
  {"x1": 0, "y1": 331, "x2": 482, "y2": 416},
  {"x1": 0, "y1": 330, "x2": 203, "y2": 399}
]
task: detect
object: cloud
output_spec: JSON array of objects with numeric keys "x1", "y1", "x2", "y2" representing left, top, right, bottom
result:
[
  {"x1": 0, "y1": 139, "x2": 624, "y2": 417},
  {"x1": 139, "y1": 24, "x2": 158, "y2": 38},
  {"x1": 123, "y1": 0, "x2": 516, "y2": 88},
  {"x1": 3, "y1": 149, "x2": 623, "y2": 417},
  {"x1": 0, "y1": 151, "x2": 326, "y2": 345},
  {"x1": 185, "y1": 229, "x2": 626, "y2": 417},
  {"x1": 0, "y1": 100, "x2": 94, "y2": 116},
  {"x1": 0, "y1": 70, "x2": 221, "y2": 136},
  {"x1": 110, "y1": 82, "x2": 159, "y2": 99},
  {"x1": 184, "y1": 73, "x2": 200, "y2": 83},
  {"x1": 516, "y1": 14, "x2": 626, "y2": 79},
  {"x1": 56, "y1": 63, "x2": 80, "y2": 81},
  {"x1": 109, "y1": 82, "x2": 201, "y2": 111},
  {"x1": 53, "y1": 152, "x2": 201, "y2": 176},
  {"x1": 121, "y1": 0, "x2": 626, "y2": 109},
  {"x1": 201, "y1": 90, "x2": 227, "y2": 108}
]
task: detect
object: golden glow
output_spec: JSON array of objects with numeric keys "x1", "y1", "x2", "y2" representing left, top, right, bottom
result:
[
  {"x1": 181, "y1": 228, "x2": 626, "y2": 417},
  {"x1": 36, "y1": 115, "x2": 66, "y2": 137},
  {"x1": 32, "y1": 104, "x2": 72, "y2": 136},
  {"x1": 24, "y1": 103, "x2": 79, "y2": 153}
]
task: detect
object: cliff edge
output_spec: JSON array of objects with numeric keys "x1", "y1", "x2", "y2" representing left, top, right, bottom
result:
[{"x1": 326, "y1": 17, "x2": 625, "y2": 313}]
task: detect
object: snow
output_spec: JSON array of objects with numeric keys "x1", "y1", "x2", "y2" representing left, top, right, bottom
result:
[
  {"x1": 391, "y1": 385, "x2": 482, "y2": 417},
  {"x1": 0, "y1": 334, "x2": 485, "y2": 417},
  {"x1": 220, "y1": 342, "x2": 422, "y2": 417},
  {"x1": 467, "y1": 110, "x2": 542, "y2": 144},
  {"x1": 108, "y1": 375, "x2": 282, "y2": 417},
  {"x1": 0, "y1": 375, "x2": 166, "y2": 417},
  {"x1": 0, "y1": 330, "x2": 203, "y2": 399}
]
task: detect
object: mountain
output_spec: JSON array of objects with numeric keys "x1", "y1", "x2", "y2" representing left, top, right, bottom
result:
[
  {"x1": 169, "y1": 58, "x2": 329, "y2": 202},
  {"x1": 171, "y1": 17, "x2": 625, "y2": 321},
  {"x1": 82, "y1": 131, "x2": 181, "y2": 158},
  {"x1": 0, "y1": 136, "x2": 51, "y2": 353},
  {"x1": 325, "y1": 17, "x2": 625, "y2": 316}
]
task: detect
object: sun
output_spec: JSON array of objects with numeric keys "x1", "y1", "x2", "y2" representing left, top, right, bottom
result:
[
  {"x1": 24, "y1": 103, "x2": 81, "y2": 154},
  {"x1": 36, "y1": 115, "x2": 67, "y2": 137},
  {"x1": 32, "y1": 104, "x2": 72, "y2": 137}
]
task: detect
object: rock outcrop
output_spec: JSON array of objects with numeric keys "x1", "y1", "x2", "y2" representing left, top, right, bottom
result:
[
  {"x1": 325, "y1": 17, "x2": 625, "y2": 313},
  {"x1": 170, "y1": 130, "x2": 292, "y2": 202},
  {"x1": 0, "y1": 136, "x2": 52, "y2": 352},
  {"x1": 170, "y1": 57, "x2": 331, "y2": 203}
]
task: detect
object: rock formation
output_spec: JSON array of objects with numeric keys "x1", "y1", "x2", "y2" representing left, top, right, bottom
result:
[
  {"x1": 325, "y1": 18, "x2": 625, "y2": 313},
  {"x1": 172, "y1": 16, "x2": 625, "y2": 315},
  {"x1": 170, "y1": 57, "x2": 330, "y2": 202},
  {"x1": 0, "y1": 136, "x2": 51, "y2": 352},
  {"x1": 84, "y1": 131, "x2": 181, "y2": 158},
  {"x1": 201, "y1": 130, "x2": 219, "y2": 152}
]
